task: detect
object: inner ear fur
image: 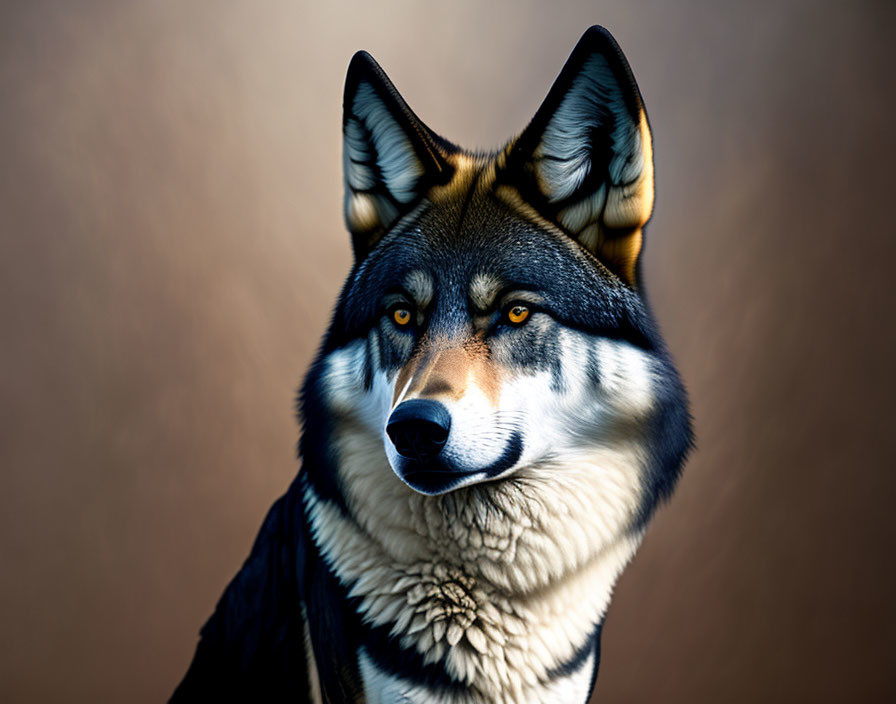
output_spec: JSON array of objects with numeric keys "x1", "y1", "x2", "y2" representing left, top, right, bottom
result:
[
  {"x1": 502, "y1": 25, "x2": 654, "y2": 287},
  {"x1": 342, "y1": 51, "x2": 455, "y2": 259}
]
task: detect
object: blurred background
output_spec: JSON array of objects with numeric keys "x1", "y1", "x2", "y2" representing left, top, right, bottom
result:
[{"x1": 1, "y1": 0, "x2": 894, "y2": 701}]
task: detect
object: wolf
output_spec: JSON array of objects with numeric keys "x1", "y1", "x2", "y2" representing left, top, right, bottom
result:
[{"x1": 172, "y1": 25, "x2": 692, "y2": 704}]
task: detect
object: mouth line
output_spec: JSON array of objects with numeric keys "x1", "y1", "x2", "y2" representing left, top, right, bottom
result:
[
  {"x1": 475, "y1": 430, "x2": 524, "y2": 478},
  {"x1": 403, "y1": 467, "x2": 454, "y2": 475},
  {"x1": 393, "y1": 431, "x2": 524, "y2": 494},
  {"x1": 402, "y1": 467, "x2": 478, "y2": 478}
]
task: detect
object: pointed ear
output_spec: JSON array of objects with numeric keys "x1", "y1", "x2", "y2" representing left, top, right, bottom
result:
[
  {"x1": 342, "y1": 51, "x2": 453, "y2": 259},
  {"x1": 504, "y1": 26, "x2": 654, "y2": 287}
]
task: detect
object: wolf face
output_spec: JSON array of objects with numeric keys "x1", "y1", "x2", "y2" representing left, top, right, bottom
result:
[
  {"x1": 324, "y1": 194, "x2": 665, "y2": 503},
  {"x1": 173, "y1": 25, "x2": 692, "y2": 704},
  {"x1": 317, "y1": 27, "x2": 687, "y2": 507}
]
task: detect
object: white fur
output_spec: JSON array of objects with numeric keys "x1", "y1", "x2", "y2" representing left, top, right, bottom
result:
[
  {"x1": 535, "y1": 55, "x2": 636, "y2": 202},
  {"x1": 306, "y1": 333, "x2": 657, "y2": 701},
  {"x1": 468, "y1": 273, "x2": 504, "y2": 311},
  {"x1": 357, "y1": 645, "x2": 595, "y2": 704},
  {"x1": 344, "y1": 83, "x2": 423, "y2": 204},
  {"x1": 305, "y1": 473, "x2": 640, "y2": 703},
  {"x1": 403, "y1": 270, "x2": 434, "y2": 310},
  {"x1": 533, "y1": 54, "x2": 654, "y2": 237}
]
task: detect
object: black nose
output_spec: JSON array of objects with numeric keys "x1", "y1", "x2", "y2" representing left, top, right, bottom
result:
[{"x1": 386, "y1": 400, "x2": 451, "y2": 462}]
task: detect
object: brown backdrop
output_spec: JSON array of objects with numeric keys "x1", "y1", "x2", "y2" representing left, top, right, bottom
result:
[{"x1": 1, "y1": 1, "x2": 894, "y2": 701}]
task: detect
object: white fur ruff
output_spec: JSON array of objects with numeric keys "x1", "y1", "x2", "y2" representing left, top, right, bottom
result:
[{"x1": 302, "y1": 312, "x2": 660, "y2": 702}]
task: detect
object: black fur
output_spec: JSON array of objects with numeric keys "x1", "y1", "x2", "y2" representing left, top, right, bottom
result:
[{"x1": 170, "y1": 481, "x2": 309, "y2": 702}]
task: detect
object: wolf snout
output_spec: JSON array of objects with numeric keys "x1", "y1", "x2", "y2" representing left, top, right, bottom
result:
[{"x1": 386, "y1": 400, "x2": 451, "y2": 462}]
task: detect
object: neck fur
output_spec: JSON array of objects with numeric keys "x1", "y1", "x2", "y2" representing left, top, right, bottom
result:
[{"x1": 302, "y1": 425, "x2": 645, "y2": 701}]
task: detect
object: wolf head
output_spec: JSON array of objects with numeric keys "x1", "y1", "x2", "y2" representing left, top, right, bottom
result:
[{"x1": 303, "y1": 26, "x2": 690, "y2": 551}]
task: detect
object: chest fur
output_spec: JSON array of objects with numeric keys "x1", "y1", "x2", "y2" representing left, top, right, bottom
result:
[{"x1": 303, "y1": 465, "x2": 642, "y2": 702}]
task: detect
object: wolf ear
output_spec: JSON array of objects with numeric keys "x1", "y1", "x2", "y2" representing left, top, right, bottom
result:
[
  {"x1": 342, "y1": 51, "x2": 453, "y2": 259},
  {"x1": 504, "y1": 26, "x2": 654, "y2": 287}
]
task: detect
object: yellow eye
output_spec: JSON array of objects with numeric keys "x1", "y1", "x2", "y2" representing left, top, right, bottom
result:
[
  {"x1": 507, "y1": 305, "x2": 530, "y2": 325},
  {"x1": 392, "y1": 308, "x2": 412, "y2": 326}
]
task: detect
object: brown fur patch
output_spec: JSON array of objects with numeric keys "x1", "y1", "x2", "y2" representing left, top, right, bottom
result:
[
  {"x1": 393, "y1": 335, "x2": 501, "y2": 407},
  {"x1": 427, "y1": 153, "x2": 496, "y2": 204}
]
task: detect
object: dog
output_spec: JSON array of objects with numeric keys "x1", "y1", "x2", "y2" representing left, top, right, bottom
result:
[{"x1": 171, "y1": 25, "x2": 692, "y2": 703}]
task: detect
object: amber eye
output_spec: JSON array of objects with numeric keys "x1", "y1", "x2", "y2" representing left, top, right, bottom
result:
[
  {"x1": 392, "y1": 307, "x2": 412, "y2": 327},
  {"x1": 506, "y1": 305, "x2": 530, "y2": 325}
]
